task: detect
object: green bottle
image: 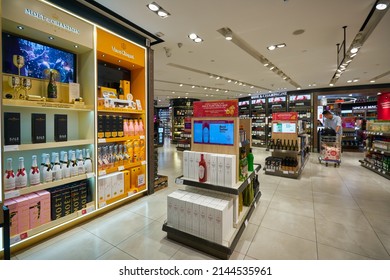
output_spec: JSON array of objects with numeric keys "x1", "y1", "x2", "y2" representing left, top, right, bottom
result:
[
  {"x1": 247, "y1": 148, "x2": 254, "y2": 172},
  {"x1": 47, "y1": 70, "x2": 57, "y2": 100}
]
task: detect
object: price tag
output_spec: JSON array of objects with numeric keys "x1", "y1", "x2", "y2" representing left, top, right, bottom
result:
[
  {"x1": 5, "y1": 189, "x2": 21, "y2": 199},
  {"x1": 247, "y1": 177, "x2": 251, "y2": 184},
  {"x1": 266, "y1": 169, "x2": 275, "y2": 172},
  {"x1": 239, "y1": 142, "x2": 242, "y2": 148},
  {"x1": 244, "y1": 220, "x2": 249, "y2": 227},
  {"x1": 283, "y1": 171, "x2": 289, "y2": 174},
  {"x1": 289, "y1": 171, "x2": 295, "y2": 174},
  {"x1": 140, "y1": 135, "x2": 145, "y2": 139},
  {"x1": 137, "y1": 174, "x2": 145, "y2": 186},
  {"x1": 98, "y1": 138, "x2": 106, "y2": 143},
  {"x1": 128, "y1": 190, "x2": 137, "y2": 196},
  {"x1": 99, "y1": 201, "x2": 107, "y2": 208},
  {"x1": 4, "y1": 145, "x2": 19, "y2": 152},
  {"x1": 86, "y1": 172, "x2": 95, "y2": 178},
  {"x1": 118, "y1": 165, "x2": 125, "y2": 171},
  {"x1": 175, "y1": 178, "x2": 184, "y2": 185},
  {"x1": 141, "y1": 160, "x2": 146, "y2": 165},
  {"x1": 99, "y1": 170, "x2": 106, "y2": 176}
]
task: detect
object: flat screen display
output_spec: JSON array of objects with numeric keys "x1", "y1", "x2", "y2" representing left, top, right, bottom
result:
[
  {"x1": 2, "y1": 32, "x2": 76, "y2": 82},
  {"x1": 193, "y1": 120, "x2": 234, "y2": 145},
  {"x1": 273, "y1": 122, "x2": 296, "y2": 133}
]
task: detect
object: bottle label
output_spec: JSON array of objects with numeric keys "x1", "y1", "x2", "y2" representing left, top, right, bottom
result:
[{"x1": 199, "y1": 165, "x2": 205, "y2": 180}]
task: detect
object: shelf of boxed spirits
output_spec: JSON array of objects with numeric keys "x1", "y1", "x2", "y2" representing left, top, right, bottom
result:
[
  {"x1": 98, "y1": 135, "x2": 145, "y2": 144},
  {"x1": 162, "y1": 189, "x2": 261, "y2": 259},
  {"x1": 175, "y1": 164, "x2": 261, "y2": 195},
  {"x1": 264, "y1": 154, "x2": 309, "y2": 179},
  {"x1": 9, "y1": 202, "x2": 95, "y2": 245},
  {"x1": 2, "y1": 99, "x2": 93, "y2": 112},
  {"x1": 98, "y1": 160, "x2": 146, "y2": 176},
  {"x1": 3, "y1": 139, "x2": 95, "y2": 153},
  {"x1": 4, "y1": 173, "x2": 94, "y2": 200},
  {"x1": 359, "y1": 160, "x2": 390, "y2": 180}
]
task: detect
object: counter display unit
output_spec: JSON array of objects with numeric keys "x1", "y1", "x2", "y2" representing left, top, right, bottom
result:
[
  {"x1": 359, "y1": 121, "x2": 390, "y2": 180},
  {"x1": 0, "y1": 0, "x2": 152, "y2": 253}
]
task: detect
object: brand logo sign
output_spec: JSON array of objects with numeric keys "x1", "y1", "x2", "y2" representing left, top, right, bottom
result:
[{"x1": 112, "y1": 46, "x2": 135, "y2": 60}]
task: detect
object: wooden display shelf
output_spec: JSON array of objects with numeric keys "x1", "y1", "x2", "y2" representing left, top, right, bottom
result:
[
  {"x1": 162, "y1": 190, "x2": 261, "y2": 259},
  {"x1": 9, "y1": 202, "x2": 95, "y2": 246},
  {"x1": 175, "y1": 164, "x2": 261, "y2": 195},
  {"x1": 2, "y1": 99, "x2": 93, "y2": 111},
  {"x1": 264, "y1": 154, "x2": 309, "y2": 179},
  {"x1": 154, "y1": 175, "x2": 168, "y2": 191},
  {"x1": 4, "y1": 173, "x2": 93, "y2": 200},
  {"x1": 359, "y1": 160, "x2": 390, "y2": 180},
  {"x1": 98, "y1": 108, "x2": 145, "y2": 114},
  {"x1": 98, "y1": 161, "x2": 145, "y2": 176},
  {"x1": 4, "y1": 139, "x2": 94, "y2": 152},
  {"x1": 97, "y1": 135, "x2": 144, "y2": 143}
]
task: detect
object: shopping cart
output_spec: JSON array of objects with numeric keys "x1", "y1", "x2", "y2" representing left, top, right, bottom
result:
[{"x1": 318, "y1": 133, "x2": 341, "y2": 167}]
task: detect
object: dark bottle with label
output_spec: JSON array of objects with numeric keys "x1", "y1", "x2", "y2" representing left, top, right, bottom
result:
[{"x1": 47, "y1": 70, "x2": 57, "y2": 100}]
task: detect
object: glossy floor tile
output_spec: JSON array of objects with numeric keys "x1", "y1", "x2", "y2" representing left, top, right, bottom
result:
[{"x1": 12, "y1": 143, "x2": 390, "y2": 260}]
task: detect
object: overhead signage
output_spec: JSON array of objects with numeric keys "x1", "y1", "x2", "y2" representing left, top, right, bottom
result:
[
  {"x1": 352, "y1": 105, "x2": 377, "y2": 110},
  {"x1": 251, "y1": 91, "x2": 287, "y2": 99},
  {"x1": 272, "y1": 112, "x2": 298, "y2": 121},
  {"x1": 193, "y1": 100, "x2": 238, "y2": 117}
]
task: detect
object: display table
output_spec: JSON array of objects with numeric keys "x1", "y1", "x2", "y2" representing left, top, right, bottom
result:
[{"x1": 162, "y1": 164, "x2": 261, "y2": 259}]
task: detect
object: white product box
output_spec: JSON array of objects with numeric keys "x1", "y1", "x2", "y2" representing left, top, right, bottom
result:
[
  {"x1": 205, "y1": 197, "x2": 218, "y2": 242},
  {"x1": 184, "y1": 194, "x2": 194, "y2": 234},
  {"x1": 103, "y1": 176, "x2": 112, "y2": 201},
  {"x1": 167, "y1": 190, "x2": 187, "y2": 229},
  {"x1": 204, "y1": 152, "x2": 211, "y2": 183},
  {"x1": 209, "y1": 154, "x2": 218, "y2": 185},
  {"x1": 198, "y1": 197, "x2": 208, "y2": 239},
  {"x1": 217, "y1": 155, "x2": 225, "y2": 187},
  {"x1": 98, "y1": 176, "x2": 106, "y2": 202},
  {"x1": 178, "y1": 193, "x2": 189, "y2": 231},
  {"x1": 224, "y1": 155, "x2": 236, "y2": 188},
  {"x1": 214, "y1": 198, "x2": 234, "y2": 244},
  {"x1": 192, "y1": 194, "x2": 203, "y2": 237},
  {"x1": 111, "y1": 172, "x2": 124, "y2": 198},
  {"x1": 194, "y1": 152, "x2": 201, "y2": 181},
  {"x1": 183, "y1": 150, "x2": 190, "y2": 178},
  {"x1": 188, "y1": 152, "x2": 195, "y2": 179}
]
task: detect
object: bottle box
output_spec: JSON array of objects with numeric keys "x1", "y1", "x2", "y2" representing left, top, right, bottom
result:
[
  {"x1": 31, "y1": 113, "x2": 46, "y2": 143},
  {"x1": 54, "y1": 114, "x2": 68, "y2": 142},
  {"x1": 224, "y1": 155, "x2": 236, "y2": 188},
  {"x1": 3, "y1": 112, "x2": 21, "y2": 145}
]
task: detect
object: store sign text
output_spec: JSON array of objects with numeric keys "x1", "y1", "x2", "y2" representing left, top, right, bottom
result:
[
  {"x1": 25, "y1": 8, "x2": 80, "y2": 35},
  {"x1": 112, "y1": 46, "x2": 135, "y2": 60},
  {"x1": 251, "y1": 91, "x2": 287, "y2": 99}
]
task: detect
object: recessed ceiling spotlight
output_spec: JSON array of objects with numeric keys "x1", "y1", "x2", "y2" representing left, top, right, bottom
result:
[
  {"x1": 376, "y1": 3, "x2": 388, "y2": 10},
  {"x1": 370, "y1": 80, "x2": 376, "y2": 83},
  {"x1": 147, "y1": 2, "x2": 170, "y2": 18},
  {"x1": 194, "y1": 37, "x2": 203, "y2": 43},
  {"x1": 270, "y1": 66, "x2": 275, "y2": 70},
  {"x1": 206, "y1": 94, "x2": 209, "y2": 97},
  {"x1": 216, "y1": 76, "x2": 220, "y2": 80},
  {"x1": 350, "y1": 47, "x2": 359, "y2": 54},
  {"x1": 264, "y1": 63, "x2": 269, "y2": 67},
  {"x1": 225, "y1": 28, "x2": 233, "y2": 41},
  {"x1": 157, "y1": 10, "x2": 168, "y2": 17},
  {"x1": 225, "y1": 90, "x2": 228, "y2": 93},
  {"x1": 312, "y1": 83, "x2": 316, "y2": 86},
  {"x1": 147, "y1": 2, "x2": 159, "y2": 11},
  {"x1": 234, "y1": 81, "x2": 238, "y2": 84},
  {"x1": 297, "y1": 87, "x2": 301, "y2": 90},
  {"x1": 350, "y1": 53, "x2": 357, "y2": 58},
  {"x1": 209, "y1": 75, "x2": 214, "y2": 78},
  {"x1": 239, "y1": 93, "x2": 243, "y2": 96},
  {"x1": 276, "y1": 43, "x2": 286, "y2": 48},
  {"x1": 17, "y1": 25, "x2": 24, "y2": 30},
  {"x1": 172, "y1": 91, "x2": 175, "y2": 93},
  {"x1": 239, "y1": 82, "x2": 242, "y2": 85},
  {"x1": 250, "y1": 86, "x2": 254, "y2": 88},
  {"x1": 353, "y1": 79, "x2": 359, "y2": 82},
  {"x1": 216, "y1": 89, "x2": 219, "y2": 92},
  {"x1": 248, "y1": 93, "x2": 252, "y2": 96},
  {"x1": 283, "y1": 77, "x2": 287, "y2": 80},
  {"x1": 227, "y1": 79, "x2": 232, "y2": 83},
  {"x1": 243, "y1": 84, "x2": 246, "y2": 87},
  {"x1": 204, "y1": 87, "x2": 207, "y2": 90},
  {"x1": 185, "y1": 92, "x2": 189, "y2": 95},
  {"x1": 189, "y1": 33, "x2": 197, "y2": 40},
  {"x1": 179, "y1": 84, "x2": 183, "y2": 87},
  {"x1": 267, "y1": 45, "x2": 276, "y2": 51},
  {"x1": 74, "y1": 45, "x2": 79, "y2": 48},
  {"x1": 48, "y1": 36, "x2": 54, "y2": 40},
  {"x1": 347, "y1": 80, "x2": 352, "y2": 83},
  {"x1": 329, "y1": 83, "x2": 334, "y2": 86}
]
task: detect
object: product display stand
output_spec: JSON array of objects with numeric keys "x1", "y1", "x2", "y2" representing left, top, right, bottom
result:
[
  {"x1": 162, "y1": 164, "x2": 261, "y2": 259},
  {"x1": 359, "y1": 121, "x2": 390, "y2": 180}
]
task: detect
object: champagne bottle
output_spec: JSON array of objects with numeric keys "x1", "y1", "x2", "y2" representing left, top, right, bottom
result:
[
  {"x1": 84, "y1": 149, "x2": 93, "y2": 173},
  {"x1": 70, "y1": 150, "x2": 78, "y2": 177},
  {"x1": 138, "y1": 118, "x2": 144, "y2": 136},
  {"x1": 287, "y1": 140, "x2": 291, "y2": 150},
  {"x1": 4, "y1": 158, "x2": 16, "y2": 191},
  {"x1": 134, "y1": 119, "x2": 140, "y2": 136},
  {"x1": 61, "y1": 151, "x2": 71, "y2": 179},
  {"x1": 47, "y1": 70, "x2": 57, "y2": 100},
  {"x1": 42, "y1": 154, "x2": 53, "y2": 183},
  {"x1": 77, "y1": 149, "x2": 85, "y2": 174},
  {"x1": 29, "y1": 155, "x2": 41, "y2": 186},
  {"x1": 52, "y1": 153, "x2": 62, "y2": 181},
  {"x1": 40, "y1": 153, "x2": 47, "y2": 182},
  {"x1": 283, "y1": 139, "x2": 286, "y2": 150},
  {"x1": 15, "y1": 157, "x2": 28, "y2": 189},
  {"x1": 128, "y1": 119, "x2": 135, "y2": 136}
]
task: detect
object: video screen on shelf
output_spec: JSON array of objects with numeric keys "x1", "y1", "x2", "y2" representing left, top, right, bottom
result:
[
  {"x1": 289, "y1": 94, "x2": 311, "y2": 101},
  {"x1": 272, "y1": 122, "x2": 296, "y2": 133},
  {"x1": 193, "y1": 120, "x2": 234, "y2": 145},
  {"x1": 268, "y1": 96, "x2": 286, "y2": 103},
  {"x1": 2, "y1": 32, "x2": 76, "y2": 82},
  {"x1": 252, "y1": 98, "x2": 265, "y2": 104}
]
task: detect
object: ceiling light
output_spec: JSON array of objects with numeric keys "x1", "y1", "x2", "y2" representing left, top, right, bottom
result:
[
  {"x1": 283, "y1": 77, "x2": 287, "y2": 80},
  {"x1": 204, "y1": 87, "x2": 207, "y2": 90},
  {"x1": 329, "y1": 83, "x2": 334, "y2": 86},
  {"x1": 337, "y1": 69, "x2": 342, "y2": 73},
  {"x1": 225, "y1": 90, "x2": 228, "y2": 92},
  {"x1": 376, "y1": 3, "x2": 388, "y2": 10},
  {"x1": 179, "y1": 84, "x2": 183, "y2": 87},
  {"x1": 48, "y1": 36, "x2": 54, "y2": 40},
  {"x1": 189, "y1": 33, "x2": 197, "y2": 40},
  {"x1": 17, "y1": 26, "x2": 24, "y2": 30},
  {"x1": 349, "y1": 94, "x2": 353, "y2": 97},
  {"x1": 172, "y1": 91, "x2": 175, "y2": 93},
  {"x1": 225, "y1": 29, "x2": 233, "y2": 41},
  {"x1": 276, "y1": 43, "x2": 286, "y2": 48},
  {"x1": 267, "y1": 45, "x2": 276, "y2": 51},
  {"x1": 297, "y1": 87, "x2": 301, "y2": 90},
  {"x1": 346, "y1": 60, "x2": 352, "y2": 64},
  {"x1": 312, "y1": 83, "x2": 316, "y2": 86},
  {"x1": 209, "y1": 75, "x2": 214, "y2": 78},
  {"x1": 206, "y1": 94, "x2": 209, "y2": 97},
  {"x1": 234, "y1": 81, "x2": 238, "y2": 84},
  {"x1": 347, "y1": 80, "x2": 352, "y2": 83},
  {"x1": 216, "y1": 89, "x2": 219, "y2": 92},
  {"x1": 264, "y1": 63, "x2": 269, "y2": 67},
  {"x1": 239, "y1": 82, "x2": 242, "y2": 85},
  {"x1": 192, "y1": 85, "x2": 195, "y2": 88},
  {"x1": 353, "y1": 79, "x2": 359, "y2": 82},
  {"x1": 350, "y1": 47, "x2": 359, "y2": 54},
  {"x1": 227, "y1": 79, "x2": 232, "y2": 83},
  {"x1": 185, "y1": 92, "x2": 189, "y2": 95},
  {"x1": 157, "y1": 10, "x2": 168, "y2": 17},
  {"x1": 194, "y1": 37, "x2": 203, "y2": 43},
  {"x1": 250, "y1": 86, "x2": 254, "y2": 88},
  {"x1": 147, "y1": 3, "x2": 159, "y2": 11},
  {"x1": 350, "y1": 53, "x2": 357, "y2": 57},
  {"x1": 248, "y1": 94, "x2": 252, "y2": 96},
  {"x1": 216, "y1": 76, "x2": 220, "y2": 80},
  {"x1": 370, "y1": 80, "x2": 376, "y2": 83},
  {"x1": 270, "y1": 66, "x2": 275, "y2": 70}
]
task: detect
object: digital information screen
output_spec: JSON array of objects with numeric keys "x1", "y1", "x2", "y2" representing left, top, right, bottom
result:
[{"x1": 193, "y1": 120, "x2": 234, "y2": 145}]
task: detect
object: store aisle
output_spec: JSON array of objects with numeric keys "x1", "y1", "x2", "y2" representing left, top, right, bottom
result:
[{"x1": 13, "y1": 142, "x2": 390, "y2": 260}]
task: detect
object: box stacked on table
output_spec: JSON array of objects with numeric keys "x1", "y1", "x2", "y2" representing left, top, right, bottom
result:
[
  {"x1": 183, "y1": 151, "x2": 236, "y2": 187},
  {"x1": 167, "y1": 189, "x2": 234, "y2": 245}
]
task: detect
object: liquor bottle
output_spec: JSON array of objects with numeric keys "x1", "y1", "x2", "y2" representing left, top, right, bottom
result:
[
  {"x1": 202, "y1": 121, "x2": 210, "y2": 143},
  {"x1": 70, "y1": 150, "x2": 78, "y2": 177},
  {"x1": 77, "y1": 150, "x2": 85, "y2": 174},
  {"x1": 294, "y1": 140, "x2": 299, "y2": 151},
  {"x1": 15, "y1": 157, "x2": 28, "y2": 189},
  {"x1": 61, "y1": 151, "x2": 71, "y2": 179},
  {"x1": 123, "y1": 119, "x2": 129, "y2": 137},
  {"x1": 287, "y1": 140, "x2": 291, "y2": 150},
  {"x1": 29, "y1": 155, "x2": 40, "y2": 186},
  {"x1": 283, "y1": 139, "x2": 287, "y2": 150},
  {"x1": 123, "y1": 144, "x2": 130, "y2": 162},
  {"x1": 138, "y1": 118, "x2": 144, "y2": 136},
  {"x1": 40, "y1": 153, "x2": 47, "y2": 182},
  {"x1": 128, "y1": 119, "x2": 135, "y2": 136},
  {"x1": 4, "y1": 158, "x2": 16, "y2": 191},
  {"x1": 42, "y1": 154, "x2": 53, "y2": 183},
  {"x1": 198, "y1": 153, "x2": 207, "y2": 183},
  {"x1": 47, "y1": 70, "x2": 57, "y2": 101},
  {"x1": 247, "y1": 148, "x2": 254, "y2": 172},
  {"x1": 52, "y1": 153, "x2": 62, "y2": 181},
  {"x1": 84, "y1": 149, "x2": 93, "y2": 173},
  {"x1": 134, "y1": 119, "x2": 140, "y2": 136}
]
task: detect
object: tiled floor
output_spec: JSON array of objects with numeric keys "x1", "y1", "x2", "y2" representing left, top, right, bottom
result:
[{"x1": 12, "y1": 141, "x2": 390, "y2": 260}]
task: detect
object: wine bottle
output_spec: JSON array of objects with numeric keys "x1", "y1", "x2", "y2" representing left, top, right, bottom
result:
[
  {"x1": 84, "y1": 149, "x2": 93, "y2": 173},
  {"x1": 15, "y1": 157, "x2": 28, "y2": 189},
  {"x1": 61, "y1": 151, "x2": 71, "y2": 178},
  {"x1": 42, "y1": 154, "x2": 53, "y2": 183},
  {"x1": 29, "y1": 155, "x2": 40, "y2": 186},
  {"x1": 47, "y1": 70, "x2": 57, "y2": 101},
  {"x1": 52, "y1": 153, "x2": 62, "y2": 181},
  {"x1": 287, "y1": 140, "x2": 291, "y2": 150},
  {"x1": 283, "y1": 139, "x2": 286, "y2": 150},
  {"x1": 199, "y1": 153, "x2": 207, "y2": 183},
  {"x1": 4, "y1": 158, "x2": 16, "y2": 191}
]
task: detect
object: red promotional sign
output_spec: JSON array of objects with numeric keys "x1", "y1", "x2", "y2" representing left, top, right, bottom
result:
[
  {"x1": 272, "y1": 112, "x2": 298, "y2": 121},
  {"x1": 377, "y1": 92, "x2": 390, "y2": 120},
  {"x1": 193, "y1": 100, "x2": 238, "y2": 117}
]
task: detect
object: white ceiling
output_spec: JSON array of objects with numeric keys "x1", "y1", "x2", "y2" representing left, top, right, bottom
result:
[{"x1": 92, "y1": 0, "x2": 390, "y2": 106}]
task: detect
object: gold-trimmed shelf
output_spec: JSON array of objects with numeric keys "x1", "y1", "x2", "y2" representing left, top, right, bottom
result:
[
  {"x1": 3, "y1": 139, "x2": 95, "y2": 152},
  {"x1": 2, "y1": 99, "x2": 93, "y2": 111}
]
